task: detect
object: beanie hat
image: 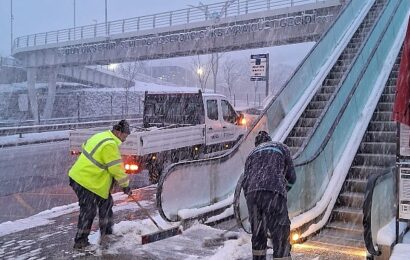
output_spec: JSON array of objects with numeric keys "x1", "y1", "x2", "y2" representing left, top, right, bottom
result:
[
  {"x1": 255, "y1": 131, "x2": 271, "y2": 146},
  {"x1": 113, "y1": 119, "x2": 131, "y2": 134}
]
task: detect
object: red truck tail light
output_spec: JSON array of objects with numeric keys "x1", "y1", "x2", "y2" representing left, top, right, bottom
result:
[
  {"x1": 71, "y1": 150, "x2": 81, "y2": 155},
  {"x1": 125, "y1": 163, "x2": 139, "y2": 172}
]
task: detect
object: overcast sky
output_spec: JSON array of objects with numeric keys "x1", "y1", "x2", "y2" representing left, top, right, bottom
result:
[{"x1": 0, "y1": 0, "x2": 224, "y2": 56}]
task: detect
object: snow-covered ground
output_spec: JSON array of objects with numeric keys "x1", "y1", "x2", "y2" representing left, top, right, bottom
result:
[
  {"x1": 390, "y1": 231, "x2": 410, "y2": 260},
  {"x1": 0, "y1": 130, "x2": 68, "y2": 146}
]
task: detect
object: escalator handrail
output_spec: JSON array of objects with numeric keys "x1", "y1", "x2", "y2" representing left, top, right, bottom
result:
[
  {"x1": 293, "y1": 0, "x2": 402, "y2": 168},
  {"x1": 363, "y1": 166, "x2": 395, "y2": 256}
]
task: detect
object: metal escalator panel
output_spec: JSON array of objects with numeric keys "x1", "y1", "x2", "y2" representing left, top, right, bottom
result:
[{"x1": 157, "y1": 0, "x2": 375, "y2": 222}]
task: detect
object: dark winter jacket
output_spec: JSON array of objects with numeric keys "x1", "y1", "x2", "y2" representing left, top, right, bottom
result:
[{"x1": 242, "y1": 141, "x2": 296, "y2": 197}]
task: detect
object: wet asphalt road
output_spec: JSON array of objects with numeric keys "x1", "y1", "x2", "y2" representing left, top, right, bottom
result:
[{"x1": 0, "y1": 141, "x2": 150, "y2": 223}]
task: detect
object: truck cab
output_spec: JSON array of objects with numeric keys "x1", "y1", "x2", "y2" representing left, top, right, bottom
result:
[
  {"x1": 203, "y1": 94, "x2": 245, "y2": 149},
  {"x1": 143, "y1": 91, "x2": 246, "y2": 149}
]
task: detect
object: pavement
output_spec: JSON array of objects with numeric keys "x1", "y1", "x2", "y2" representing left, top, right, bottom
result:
[{"x1": 0, "y1": 183, "x2": 368, "y2": 260}]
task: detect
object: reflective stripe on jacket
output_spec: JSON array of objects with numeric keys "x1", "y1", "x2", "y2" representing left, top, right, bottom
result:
[{"x1": 69, "y1": 130, "x2": 129, "y2": 199}]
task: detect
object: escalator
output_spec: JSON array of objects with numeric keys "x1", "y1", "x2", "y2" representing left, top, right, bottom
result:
[
  {"x1": 306, "y1": 50, "x2": 401, "y2": 250},
  {"x1": 232, "y1": 1, "x2": 407, "y2": 254}
]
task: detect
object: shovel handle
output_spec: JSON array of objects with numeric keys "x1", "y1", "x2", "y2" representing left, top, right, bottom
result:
[{"x1": 129, "y1": 195, "x2": 163, "y2": 231}]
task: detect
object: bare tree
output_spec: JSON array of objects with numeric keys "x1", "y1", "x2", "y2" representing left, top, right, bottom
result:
[
  {"x1": 192, "y1": 55, "x2": 212, "y2": 91},
  {"x1": 188, "y1": 0, "x2": 237, "y2": 21},
  {"x1": 222, "y1": 57, "x2": 241, "y2": 98},
  {"x1": 210, "y1": 52, "x2": 224, "y2": 93},
  {"x1": 118, "y1": 61, "x2": 145, "y2": 115}
]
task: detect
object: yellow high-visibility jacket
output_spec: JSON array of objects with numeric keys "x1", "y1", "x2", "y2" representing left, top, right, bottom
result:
[{"x1": 69, "y1": 130, "x2": 129, "y2": 199}]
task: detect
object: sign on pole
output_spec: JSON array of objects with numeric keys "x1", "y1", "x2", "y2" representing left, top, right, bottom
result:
[
  {"x1": 399, "y1": 124, "x2": 410, "y2": 156},
  {"x1": 399, "y1": 166, "x2": 410, "y2": 220},
  {"x1": 250, "y1": 53, "x2": 269, "y2": 97},
  {"x1": 250, "y1": 54, "x2": 267, "y2": 81}
]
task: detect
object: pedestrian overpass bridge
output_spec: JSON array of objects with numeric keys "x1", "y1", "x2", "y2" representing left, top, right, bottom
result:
[
  {"x1": 12, "y1": 0, "x2": 342, "y2": 68},
  {"x1": 10, "y1": 0, "x2": 342, "y2": 123}
]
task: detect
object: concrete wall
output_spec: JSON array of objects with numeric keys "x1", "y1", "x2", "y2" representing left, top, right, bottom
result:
[
  {"x1": 0, "y1": 88, "x2": 143, "y2": 121},
  {"x1": 0, "y1": 67, "x2": 26, "y2": 84}
]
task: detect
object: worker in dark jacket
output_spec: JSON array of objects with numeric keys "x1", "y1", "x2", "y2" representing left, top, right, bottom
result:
[{"x1": 243, "y1": 131, "x2": 296, "y2": 260}]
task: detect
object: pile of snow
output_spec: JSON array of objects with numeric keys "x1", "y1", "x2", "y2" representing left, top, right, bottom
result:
[
  {"x1": 390, "y1": 244, "x2": 410, "y2": 260},
  {"x1": 377, "y1": 219, "x2": 408, "y2": 246},
  {"x1": 178, "y1": 194, "x2": 233, "y2": 220},
  {"x1": 205, "y1": 233, "x2": 252, "y2": 260},
  {"x1": 88, "y1": 219, "x2": 162, "y2": 252},
  {"x1": 390, "y1": 230, "x2": 410, "y2": 260}
]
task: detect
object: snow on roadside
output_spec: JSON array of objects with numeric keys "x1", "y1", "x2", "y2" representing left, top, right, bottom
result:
[
  {"x1": 0, "y1": 130, "x2": 68, "y2": 146},
  {"x1": 0, "y1": 191, "x2": 151, "y2": 237},
  {"x1": 390, "y1": 244, "x2": 410, "y2": 260}
]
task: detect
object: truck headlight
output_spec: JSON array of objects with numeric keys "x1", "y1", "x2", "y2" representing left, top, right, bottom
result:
[{"x1": 240, "y1": 117, "x2": 247, "y2": 125}]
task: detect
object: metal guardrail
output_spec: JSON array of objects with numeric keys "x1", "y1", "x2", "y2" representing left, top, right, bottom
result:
[
  {"x1": 13, "y1": 0, "x2": 328, "y2": 50},
  {"x1": 0, "y1": 114, "x2": 142, "y2": 128},
  {"x1": 0, "y1": 57, "x2": 21, "y2": 67},
  {"x1": 0, "y1": 118, "x2": 143, "y2": 136}
]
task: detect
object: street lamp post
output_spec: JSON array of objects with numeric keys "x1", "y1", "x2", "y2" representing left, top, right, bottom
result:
[
  {"x1": 10, "y1": 0, "x2": 13, "y2": 53},
  {"x1": 73, "y1": 0, "x2": 76, "y2": 28},
  {"x1": 105, "y1": 0, "x2": 108, "y2": 35}
]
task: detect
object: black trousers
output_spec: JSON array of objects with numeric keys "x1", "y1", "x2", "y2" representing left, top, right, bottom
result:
[
  {"x1": 69, "y1": 178, "x2": 114, "y2": 244},
  {"x1": 245, "y1": 191, "x2": 291, "y2": 260}
]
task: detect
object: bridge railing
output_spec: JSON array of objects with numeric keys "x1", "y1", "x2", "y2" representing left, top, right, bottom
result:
[{"x1": 13, "y1": 0, "x2": 332, "y2": 50}]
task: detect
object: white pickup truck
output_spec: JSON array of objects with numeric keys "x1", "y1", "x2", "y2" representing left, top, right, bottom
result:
[{"x1": 69, "y1": 91, "x2": 247, "y2": 183}]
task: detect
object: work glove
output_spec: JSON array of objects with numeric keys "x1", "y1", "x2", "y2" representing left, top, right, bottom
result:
[
  {"x1": 122, "y1": 186, "x2": 132, "y2": 196},
  {"x1": 286, "y1": 182, "x2": 293, "y2": 192}
]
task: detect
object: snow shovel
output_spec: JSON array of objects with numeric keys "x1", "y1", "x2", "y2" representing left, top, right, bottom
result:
[
  {"x1": 202, "y1": 216, "x2": 248, "y2": 247},
  {"x1": 128, "y1": 195, "x2": 181, "y2": 244}
]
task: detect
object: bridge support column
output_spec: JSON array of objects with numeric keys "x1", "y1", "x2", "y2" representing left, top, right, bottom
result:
[
  {"x1": 27, "y1": 68, "x2": 39, "y2": 123},
  {"x1": 43, "y1": 69, "x2": 57, "y2": 119}
]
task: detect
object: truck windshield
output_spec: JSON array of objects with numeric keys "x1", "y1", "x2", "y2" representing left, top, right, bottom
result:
[{"x1": 143, "y1": 92, "x2": 205, "y2": 127}]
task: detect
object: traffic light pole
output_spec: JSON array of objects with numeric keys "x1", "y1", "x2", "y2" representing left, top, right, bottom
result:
[{"x1": 265, "y1": 53, "x2": 269, "y2": 97}]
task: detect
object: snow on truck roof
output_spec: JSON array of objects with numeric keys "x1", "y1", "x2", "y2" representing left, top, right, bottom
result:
[{"x1": 145, "y1": 92, "x2": 226, "y2": 98}]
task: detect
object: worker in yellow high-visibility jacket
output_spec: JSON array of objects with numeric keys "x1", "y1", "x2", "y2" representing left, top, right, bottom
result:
[{"x1": 68, "y1": 119, "x2": 132, "y2": 250}]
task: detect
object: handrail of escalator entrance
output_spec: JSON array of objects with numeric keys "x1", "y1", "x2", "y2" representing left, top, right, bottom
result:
[
  {"x1": 293, "y1": 0, "x2": 402, "y2": 168},
  {"x1": 363, "y1": 166, "x2": 395, "y2": 256}
]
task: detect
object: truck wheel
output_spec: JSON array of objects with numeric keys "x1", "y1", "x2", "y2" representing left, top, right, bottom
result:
[{"x1": 148, "y1": 166, "x2": 162, "y2": 184}]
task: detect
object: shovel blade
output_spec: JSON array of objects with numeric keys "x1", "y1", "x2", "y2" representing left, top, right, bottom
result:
[{"x1": 141, "y1": 227, "x2": 181, "y2": 244}]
